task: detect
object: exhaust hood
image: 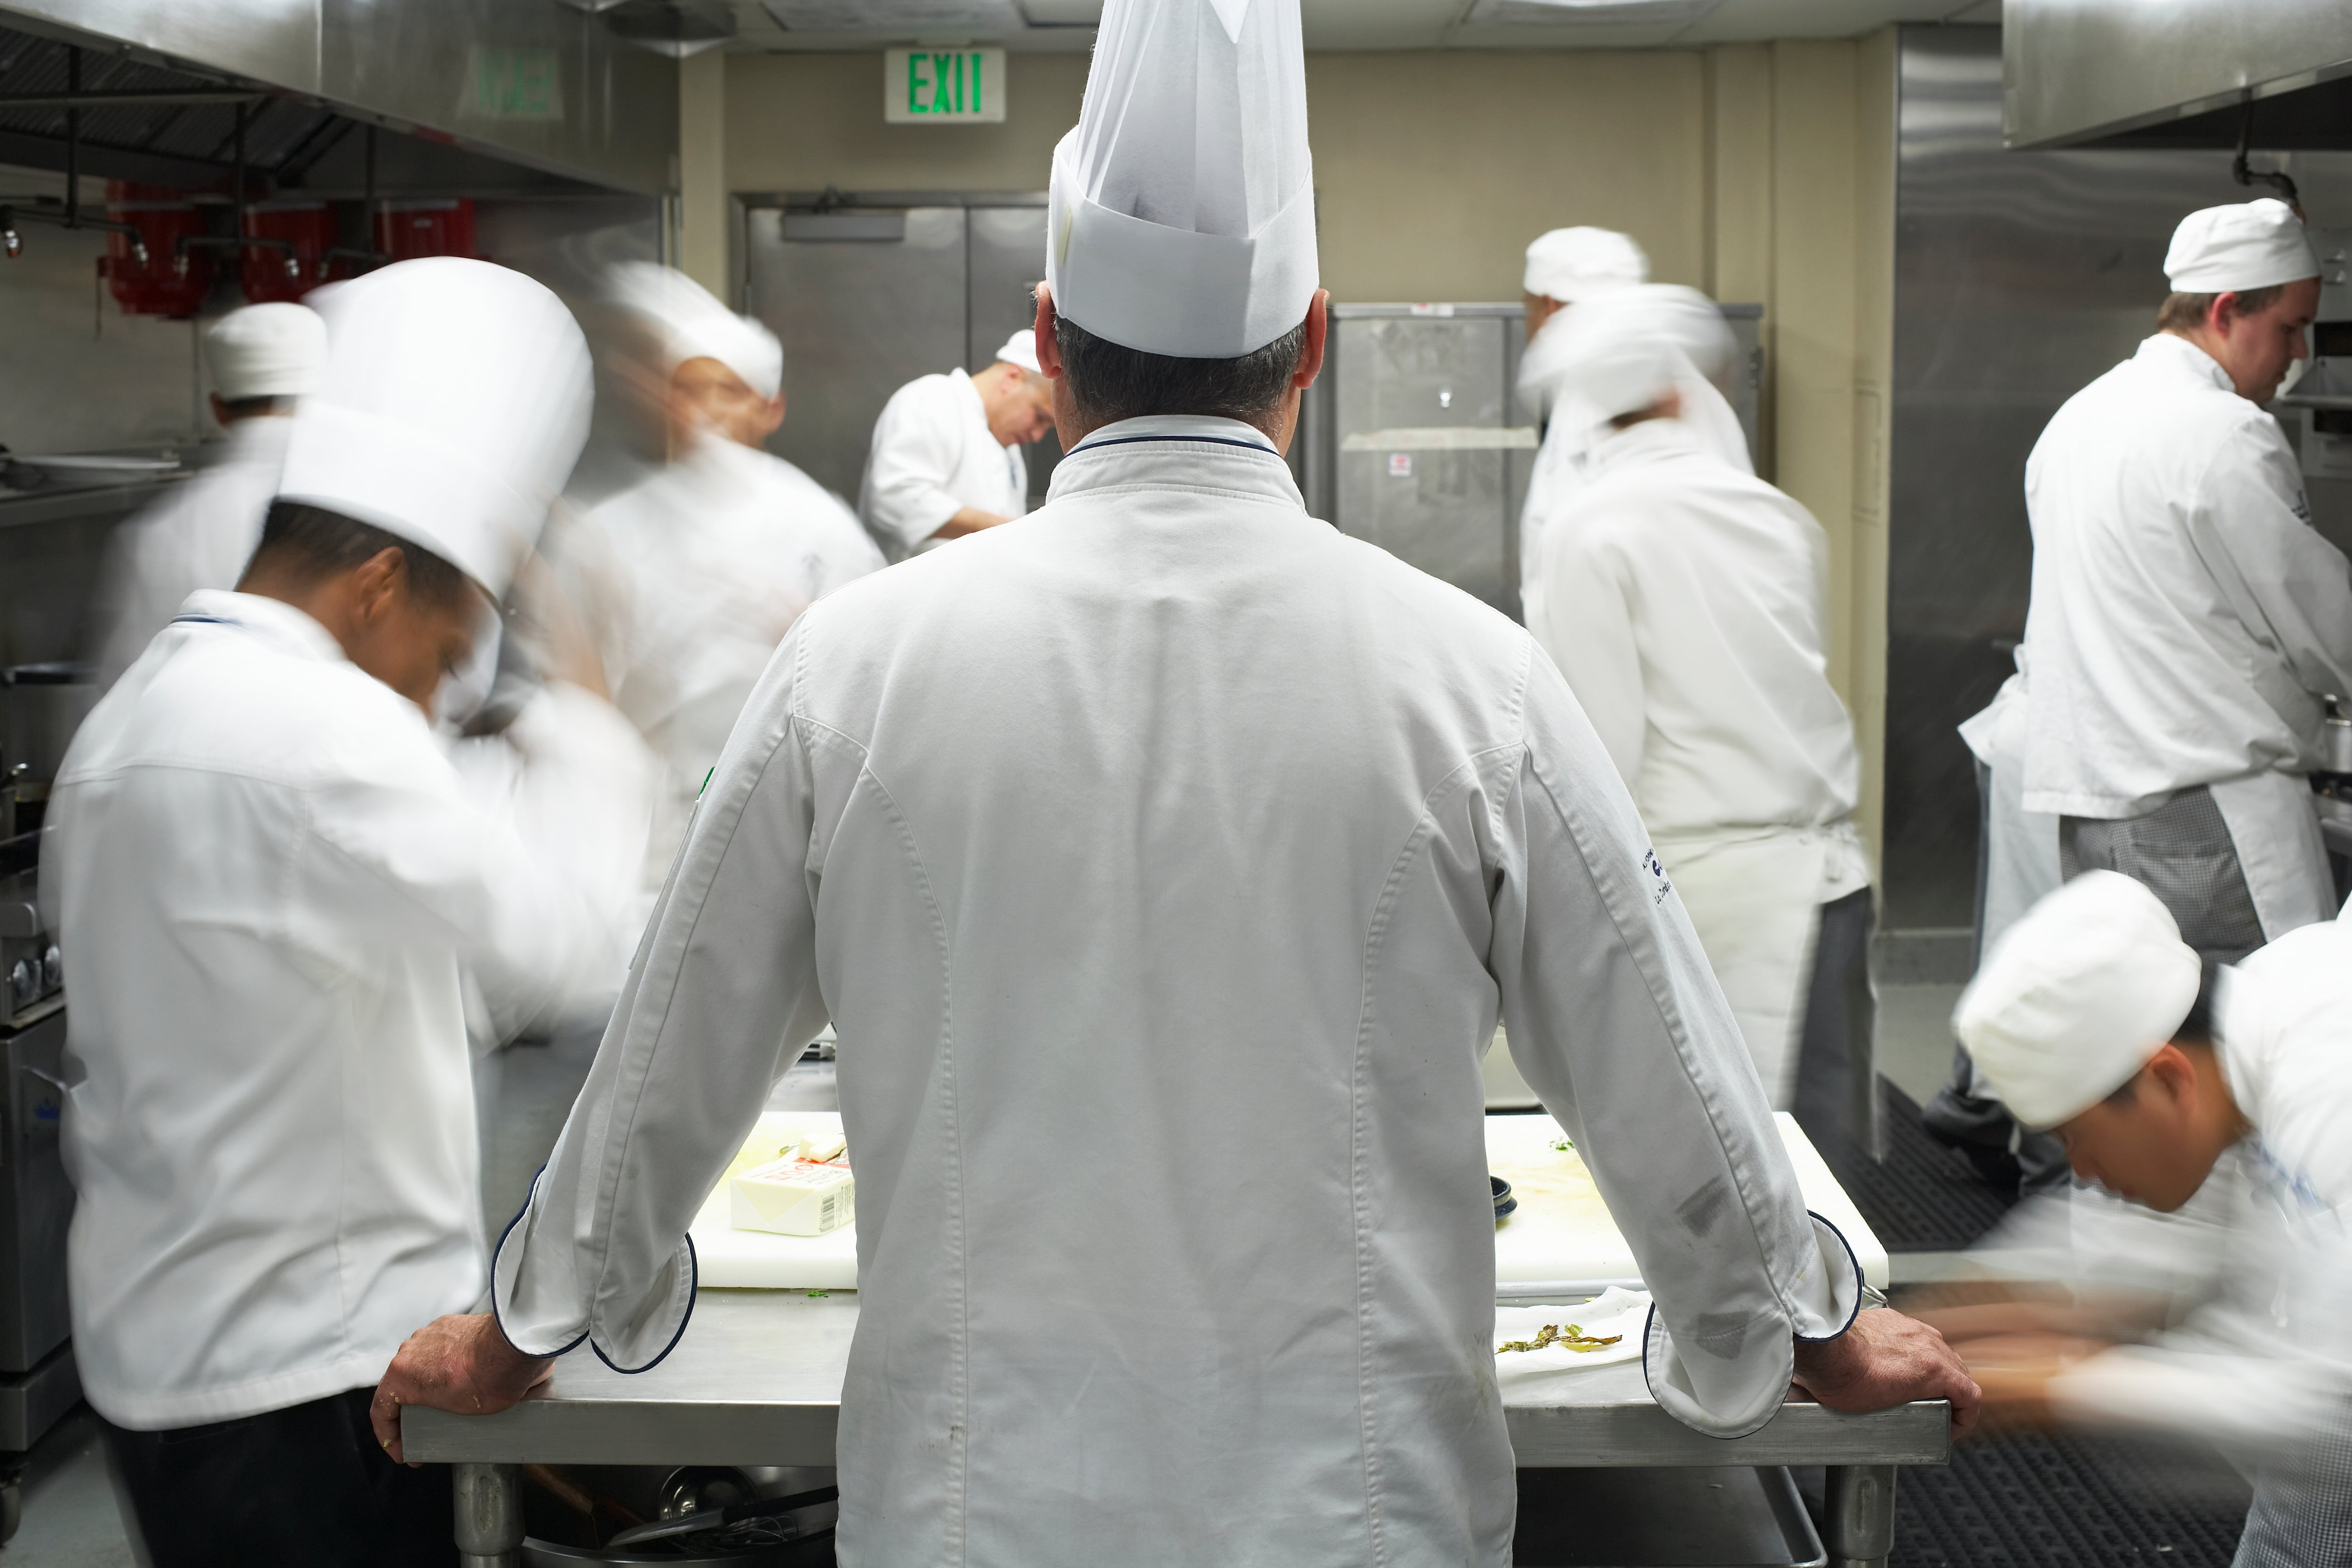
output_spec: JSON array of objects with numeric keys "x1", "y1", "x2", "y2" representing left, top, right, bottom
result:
[{"x1": 2003, "y1": 0, "x2": 2352, "y2": 152}]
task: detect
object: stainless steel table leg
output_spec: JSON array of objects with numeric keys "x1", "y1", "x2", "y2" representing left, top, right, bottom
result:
[
  {"x1": 1823, "y1": 1464, "x2": 1898, "y2": 1568},
  {"x1": 454, "y1": 1461, "x2": 524, "y2": 1568}
]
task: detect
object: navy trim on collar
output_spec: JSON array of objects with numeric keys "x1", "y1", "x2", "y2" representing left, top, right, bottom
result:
[{"x1": 1067, "y1": 432, "x2": 1280, "y2": 458}]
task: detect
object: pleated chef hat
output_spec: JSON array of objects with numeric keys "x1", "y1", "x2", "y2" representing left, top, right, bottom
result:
[
  {"x1": 2164, "y1": 198, "x2": 2320, "y2": 294},
  {"x1": 609, "y1": 262, "x2": 784, "y2": 399},
  {"x1": 1537, "y1": 287, "x2": 1727, "y2": 438},
  {"x1": 275, "y1": 258, "x2": 591, "y2": 599},
  {"x1": 1523, "y1": 227, "x2": 1648, "y2": 305},
  {"x1": 1047, "y1": 0, "x2": 1318, "y2": 359},
  {"x1": 205, "y1": 302, "x2": 327, "y2": 401},
  {"x1": 993, "y1": 327, "x2": 1042, "y2": 376},
  {"x1": 1952, "y1": 871, "x2": 2203, "y2": 1130}
]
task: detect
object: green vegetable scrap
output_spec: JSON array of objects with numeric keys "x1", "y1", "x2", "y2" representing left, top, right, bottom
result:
[
  {"x1": 806, "y1": 1289, "x2": 830, "y2": 1299},
  {"x1": 1549, "y1": 1138, "x2": 1575, "y2": 1153},
  {"x1": 1498, "y1": 1322, "x2": 1622, "y2": 1355}
]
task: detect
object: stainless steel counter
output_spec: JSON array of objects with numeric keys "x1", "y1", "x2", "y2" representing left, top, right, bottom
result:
[{"x1": 406, "y1": 1289, "x2": 1947, "y2": 1567}]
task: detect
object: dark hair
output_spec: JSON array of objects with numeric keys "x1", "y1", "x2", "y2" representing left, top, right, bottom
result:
[
  {"x1": 1052, "y1": 313, "x2": 1309, "y2": 425},
  {"x1": 217, "y1": 394, "x2": 292, "y2": 420},
  {"x1": 245, "y1": 500, "x2": 475, "y2": 612},
  {"x1": 2157, "y1": 283, "x2": 2286, "y2": 332}
]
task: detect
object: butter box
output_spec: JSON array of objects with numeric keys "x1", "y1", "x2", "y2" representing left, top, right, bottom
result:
[{"x1": 731, "y1": 1157, "x2": 855, "y2": 1236}]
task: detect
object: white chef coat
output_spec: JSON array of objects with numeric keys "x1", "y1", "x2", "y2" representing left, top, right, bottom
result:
[
  {"x1": 89, "y1": 418, "x2": 291, "y2": 688},
  {"x1": 2020, "y1": 333, "x2": 2352, "y2": 938},
  {"x1": 1531, "y1": 418, "x2": 1868, "y2": 1105},
  {"x1": 41, "y1": 591, "x2": 652, "y2": 1430},
  {"x1": 493, "y1": 418, "x2": 1860, "y2": 1568},
  {"x1": 2048, "y1": 910, "x2": 2352, "y2": 1464},
  {"x1": 1515, "y1": 307, "x2": 1751, "y2": 623},
  {"x1": 858, "y1": 368, "x2": 1027, "y2": 560},
  {"x1": 552, "y1": 435, "x2": 883, "y2": 888}
]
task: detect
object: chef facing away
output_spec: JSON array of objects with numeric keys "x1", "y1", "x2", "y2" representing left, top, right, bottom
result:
[
  {"x1": 42, "y1": 259, "x2": 652, "y2": 1564},
  {"x1": 379, "y1": 3, "x2": 1974, "y2": 1563}
]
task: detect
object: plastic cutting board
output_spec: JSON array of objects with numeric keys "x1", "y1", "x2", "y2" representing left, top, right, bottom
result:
[{"x1": 691, "y1": 1109, "x2": 1888, "y2": 1294}]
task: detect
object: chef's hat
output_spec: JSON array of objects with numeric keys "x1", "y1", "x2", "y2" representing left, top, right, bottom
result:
[
  {"x1": 276, "y1": 257, "x2": 591, "y2": 599},
  {"x1": 993, "y1": 327, "x2": 1042, "y2": 376},
  {"x1": 1523, "y1": 227, "x2": 1649, "y2": 305},
  {"x1": 1047, "y1": 0, "x2": 1318, "y2": 359},
  {"x1": 1953, "y1": 872, "x2": 2203, "y2": 1130},
  {"x1": 608, "y1": 262, "x2": 785, "y2": 399},
  {"x1": 1539, "y1": 291, "x2": 1703, "y2": 438},
  {"x1": 205, "y1": 302, "x2": 327, "y2": 401},
  {"x1": 2164, "y1": 198, "x2": 2320, "y2": 294}
]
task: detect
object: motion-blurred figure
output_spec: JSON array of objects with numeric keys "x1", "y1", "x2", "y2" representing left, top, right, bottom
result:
[
  {"x1": 550, "y1": 263, "x2": 881, "y2": 891},
  {"x1": 859, "y1": 327, "x2": 1055, "y2": 559},
  {"x1": 42, "y1": 258, "x2": 651, "y2": 1566},
  {"x1": 90, "y1": 302, "x2": 327, "y2": 687},
  {"x1": 1526, "y1": 298, "x2": 1873, "y2": 1136},
  {"x1": 1942, "y1": 871, "x2": 2352, "y2": 1567}
]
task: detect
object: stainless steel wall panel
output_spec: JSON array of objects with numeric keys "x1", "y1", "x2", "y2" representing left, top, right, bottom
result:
[
  {"x1": 744, "y1": 203, "x2": 969, "y2": 506},
  {"x1": 1883, "y1": 25, "x2": 2352, "y2": 928}
]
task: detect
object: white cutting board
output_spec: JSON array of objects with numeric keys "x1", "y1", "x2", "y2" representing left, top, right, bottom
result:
[
  {"x1": 691, "y1": 1110, "x2": 1887, "y2": 1294},
  {"x1": 1487, "y1": 1112, "x2": 1888, "y2": 1291},
  {"x1": 690, "y1": 1112, "x2": 860, "y2": 1290}
]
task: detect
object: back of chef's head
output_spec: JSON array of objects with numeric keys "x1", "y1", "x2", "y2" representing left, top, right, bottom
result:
[
  {"x1": 1951, "y1": 871, "x2": 2203, "y2": 1130},
  {"x1": 274, "y1": 258, "x2": 592, "y2": 600},
  {"x1": 1046, "y1": 0, "x2": 1317, "y2": 365}
]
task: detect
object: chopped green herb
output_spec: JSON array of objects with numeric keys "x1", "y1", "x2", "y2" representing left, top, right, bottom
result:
[
  {"x1": 1549, "y1": 1138, "x2": 1575, "y2": 1153},
  {"x1": 806, "y1": 1289, "x2": 829, "y2": 1299}
]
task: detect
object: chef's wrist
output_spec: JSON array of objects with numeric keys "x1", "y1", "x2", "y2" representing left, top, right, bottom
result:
[{"x1": 474, "y1": 1312, "x2": 554, "y2": 1388}]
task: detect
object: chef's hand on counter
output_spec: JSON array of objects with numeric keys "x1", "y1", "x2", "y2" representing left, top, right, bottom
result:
[
  {"x1": 371, "y1": 1312, "x2": 556, "y2": 1465},
  {"x1": 1790, "y1": 1307, "x2": 1982, "y2": 1437}
]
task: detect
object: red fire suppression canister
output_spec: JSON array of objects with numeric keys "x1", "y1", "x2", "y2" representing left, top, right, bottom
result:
[
  {"x1": 373, "y1": 199, "x2": 477, "y2": 262},
  {"x1": 241, "y1": 201, "x2": 337, "y2": 303},
  {"x1": 98, "y1": 182, "x2": 213, "y2": 318}
]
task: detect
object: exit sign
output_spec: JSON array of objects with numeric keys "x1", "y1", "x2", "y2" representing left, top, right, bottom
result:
[{"x1": 885, "y1": 48, "x2": 1006, "y2": 124}]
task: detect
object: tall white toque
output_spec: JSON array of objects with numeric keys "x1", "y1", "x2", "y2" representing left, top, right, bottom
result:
[
  {"x1": 608, "y1": 261, "x2": 785, "y2": 400},
  {"x1": 1047, "y1": 0, "x2": 1319, "y2": 360},
  {"x1": 276, "y1": 258, "x2": 592, "y2": 600}
]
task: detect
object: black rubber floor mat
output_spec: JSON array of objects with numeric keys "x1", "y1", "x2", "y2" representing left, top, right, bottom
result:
[
  {"x1": 1892, "y1": 1430, "x2": 2251, "y2": 1567},
  {"x1": 1812, "y1": 1083, "x2": 2018, "y2": 1252}
]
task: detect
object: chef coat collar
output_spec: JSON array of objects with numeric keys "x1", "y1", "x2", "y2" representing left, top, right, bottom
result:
[
  {"x1": 1064, "y1": 413, "x2": 1280, "y2": 457},
  {"x1": 173, "y1": 588, "x2": 348, "y2": 666},
  {"x1": 1049, "y1": 414, "x2": 1299, "y2": 509},
  {"x1": 2138, "y1": 332, "x2": 2235, "y2": 394}
]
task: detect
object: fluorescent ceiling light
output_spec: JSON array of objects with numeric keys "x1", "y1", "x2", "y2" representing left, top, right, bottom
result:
[
  {"x1": 1463, "y1": 0, "x2": 1721, "y2": 23},
  {"x1": 761, "y1": 0, "x2": 1026, "y2": 30}
]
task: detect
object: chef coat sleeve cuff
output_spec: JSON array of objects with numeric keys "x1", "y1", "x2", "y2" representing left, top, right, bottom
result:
[
  {"x1": 1641, "y1": 1212, "x2": 1863, "y2": 1438},
  {"x1": 491, "y1": 1169, "x2": 698, "y2": 1372}
]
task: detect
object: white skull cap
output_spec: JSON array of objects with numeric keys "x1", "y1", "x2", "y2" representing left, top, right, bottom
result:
[
  {"x1": 1952, "y1": 871, "x2": 2203, "y2": 1130},
  {"x1": 608, "y1": 262, "x2": 785, "y2": 400},
  {"x1": 275, "y1": 257, "x2": 592, "y2": 599},
  {"x1": 2164, "y1": 198, "x2": 2320, "y2": 294},
  {"x1": 1523, "y1": 227, "x2": 1649, "y2": 305},
  {"x1": 204, "y1": 302, "x2": 327, "y2": 400},
  {"x1": 1047, "y1": 0, "x2": 1318, "y2": 359},
  {"x1": 993, "y1": 327, "x2": 1041, "y2": 375}
]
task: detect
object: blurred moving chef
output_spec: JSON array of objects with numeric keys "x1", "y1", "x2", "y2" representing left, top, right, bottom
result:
[
  {"x1": 379, "y1": 5, "x2": 1973, "y2": 1565},
  {"x1": 1933, "y1": 872, "x2": 2352, "y2": 1565},
  {"x1": 1516, "y1": 255, "x2": 1751, "y2": 630},
  {"x1": 90, "y1": 301, "x2": 326, "y2": 688},
  {"x1": 2019, "y1": 198, "x2": 2349, "y2": 960},
  {"x1": 548, "y1": 263, "x2": 882, "y2": 891},
  {"x1": 1527, "y1": 296, "x2": 1872, "y2": 1138},
  {"x1": 858, "y1": 326, "x2": 1055, "y2": 558},
  {"x1": 41, "y1": 258, "x2": 652, "y2": 1566}
]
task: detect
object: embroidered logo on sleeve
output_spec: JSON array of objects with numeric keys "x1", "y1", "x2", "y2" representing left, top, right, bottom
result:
[{"x1": 1643, "y1": 848, "x2": 1673, "y2": 905}]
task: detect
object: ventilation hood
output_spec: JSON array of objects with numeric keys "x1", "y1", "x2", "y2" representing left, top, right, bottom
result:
[{"x1": 2004, "y1": 0, "x2": 2352, "y2": 152}]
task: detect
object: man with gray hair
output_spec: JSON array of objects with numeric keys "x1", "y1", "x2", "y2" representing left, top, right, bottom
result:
[{"x1": 380, "y1": 3, "x2": 1972, "y2": 1561}]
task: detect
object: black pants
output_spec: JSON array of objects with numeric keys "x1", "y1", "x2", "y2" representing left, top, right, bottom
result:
[
  {"x1": 1791, "y1": 885, "x2": 1877, "y2": 1155},
  {"x1": 105, "y1": 1386, "x2": 455, "y2": 1568}
]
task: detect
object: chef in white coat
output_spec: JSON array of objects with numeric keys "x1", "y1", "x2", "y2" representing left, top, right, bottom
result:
[
  {"x1": 550, "y1": 263, "x2": 883, "y2": 891},
  {"x1": 858, "y1": 327, "x2": 1055, "y2": 559},
  {"x1": 1528, "y1": 299, "x2": 1873, "y2": 1138},
  {"x1": 90, "y1": 301, "x2": 326, "y2": 687},
  {"x1": 1939, "y1": 872, "x2": 2352, "y2": 1566},
  {"x1": 378, "y1": 7, "x2": 1974, "y2": 1565},
  {"x1": 2020, "y1": 197, "x2": 2348, "y2": 960},
  {"x1": 42, "y1": 258, "x2": 651, "y2": 1564}
]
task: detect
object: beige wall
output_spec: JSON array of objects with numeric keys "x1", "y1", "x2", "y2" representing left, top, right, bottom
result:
[{"x1": 712, "y1": 38, "x2": 1898, "y2": 850}]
